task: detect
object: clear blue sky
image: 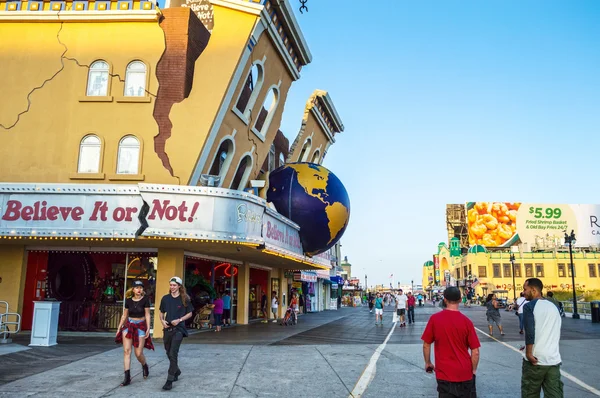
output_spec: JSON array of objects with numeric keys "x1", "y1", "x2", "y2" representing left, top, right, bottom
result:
[{"x1": 277, "y1": 0, "x2": 600, "y2": 288}]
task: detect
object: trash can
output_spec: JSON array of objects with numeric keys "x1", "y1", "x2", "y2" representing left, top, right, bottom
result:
[
  {"x1": 30, "y1": 301, "x2": 61, "y2": 347},
  {"x1": 592, "y1": 301, "x2": 600, "y2": 324}
]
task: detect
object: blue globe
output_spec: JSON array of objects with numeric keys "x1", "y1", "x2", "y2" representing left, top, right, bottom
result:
[{"x1": 267, "y1": 163, "x2": 350, "y2": 256}]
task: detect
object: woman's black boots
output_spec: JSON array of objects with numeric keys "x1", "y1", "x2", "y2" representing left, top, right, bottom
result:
[
  {"x1": 120, "y1": 370, "x2": 131, "y2": 386},
  {"x1": 142, "y1": 363, "x2": 149, "y2": 379}
]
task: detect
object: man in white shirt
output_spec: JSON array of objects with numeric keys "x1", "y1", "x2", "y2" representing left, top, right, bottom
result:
[
  {"x1": 395, "y1": 289, "x2": 408, "y2": 327},
  {"x1": 271, "y1": 292, "x2": 279, "y2": 323},
  {"x1": 515, "y1": 292, "x2": 528, "y2": 334},
  {"x1": 522, "y1": 278, "x2": 563, "y2": 398}
]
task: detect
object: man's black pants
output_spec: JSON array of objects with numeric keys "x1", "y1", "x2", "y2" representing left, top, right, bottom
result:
[
  {"x1": 437, "y1": 376, "x2": 476, "y2": 398},
  {"x1": 408, "y1": 306, "x2": 415, "y2": 323},
  {"x1": 163, "y1": 328, "x2": 183, "y2": 381}
]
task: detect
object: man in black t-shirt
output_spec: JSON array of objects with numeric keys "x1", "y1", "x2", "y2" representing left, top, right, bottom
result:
[{"x1": 159, "y1": 276, "x2": 193, "y2": 390}]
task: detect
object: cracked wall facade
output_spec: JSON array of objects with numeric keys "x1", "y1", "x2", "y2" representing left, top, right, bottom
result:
[{"x1": 0, "y1": 15, "x2": 178, "y2": 184}]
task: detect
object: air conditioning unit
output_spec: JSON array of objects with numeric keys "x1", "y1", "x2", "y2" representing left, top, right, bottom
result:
[{"x1": 199, "y1": 174, "x2": 220, "y2": 187}]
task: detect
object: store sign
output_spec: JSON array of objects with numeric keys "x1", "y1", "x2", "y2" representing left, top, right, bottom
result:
[
  {"x1": 140, "y1": 189, "x2": 264, "y2": 241},
  {"x1": 293, "y1": 271, "x2": 317, "y2": 282},
  {"x1": 466, "y1": 202, "x2": 600, "y2": 248},
  {"x1": 315, "y1": 270, "x2": 330, "y2": 279},
  {"x1": 331, "y1": 283, "x2": 339, "y2": 289},
  {"x1": 0, "y1": 188, "x2": 143, "y2": 237},
  {"x1": 262, "y1": 211, "x2": 303, "y2": 255},
  {"x1": 433, "y1": 255, "x2": 440, "y2": 283}
]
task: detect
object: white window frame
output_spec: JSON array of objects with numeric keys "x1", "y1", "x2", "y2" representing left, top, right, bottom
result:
[
  {"x1": 77, "y1": 134, "x2": 102, "y2": 173},
  {"x1": 86, "y1": 60, "x2": 110, "y2": 97},
  {"x1": 268, "y1": 144, "x2": 276, "y2": 172},
  {"x1": 298, "y1": 138, "x2": 312, "y2": 162},
  {"x1": 124, "y1": 61, "x2": 147, "y2": 97},
  {"x1": 230, "y1": 151, "x2": 254, "y2": 191},
  {"x1": 116, "y1": 135, "x2": 141, "y2": 175},
  {"x1": 311, "y1": 149, "x2": 321, "y2": 164},
  {"x1": 232, "y1": 58, "x2": 266, "y2": 124},
  {"x1": 251, "y1": 84, "x2": 280, "y2": 141},
  {"x1": 279, "y1": 152, "x2": 285, "y2": 167},
  {"x1": 208, "y1": 134, "x2": 236, "y2": 186}
]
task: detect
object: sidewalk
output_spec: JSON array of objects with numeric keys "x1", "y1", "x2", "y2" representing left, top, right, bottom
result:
[{"x1": 0, "y1": 307, "x2": 355, "y2": 386}]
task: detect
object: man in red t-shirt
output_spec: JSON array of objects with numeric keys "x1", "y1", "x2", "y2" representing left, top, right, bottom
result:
[{"x1": 422, "y1": 287, "x2": 480, "y2": 398}]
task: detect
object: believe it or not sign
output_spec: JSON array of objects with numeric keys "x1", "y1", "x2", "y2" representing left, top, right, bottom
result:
[
  {"x1": 139, "y1": 186, "x2": 264, "y2": 241},
  {"x1": 0, "y1": 188, "x2": 143, "y2": 237},
  {"x1": 262, "y1": 211, "x2": 302, "y2": 255}
]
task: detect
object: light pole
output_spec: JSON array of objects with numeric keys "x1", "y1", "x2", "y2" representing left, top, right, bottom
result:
[
  {"x1": 411, "y1": 279, "x2": 414, "y2": 292},
  {"x1": 365, "y1": 274, "x2": 368, "y2": 293},
  {"x1": 510, "y1": 252, "x2": 516, "y2": 302},
  {"x1": 564, "y1": 230, "x2": 580, "y2": 319}
]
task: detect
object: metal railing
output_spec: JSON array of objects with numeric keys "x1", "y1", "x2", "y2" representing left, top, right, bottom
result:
[
  {"x1": 560, "y1": 301, "x2": 592, "y2": 316},
  {"x1": 0, "y1": 301, "x2": 21, "y2": 344},
  {"x1": 57, "y1": 301, "x2": 155, "y2": 332}
]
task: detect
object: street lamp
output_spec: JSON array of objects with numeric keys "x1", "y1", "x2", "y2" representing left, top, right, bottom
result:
[
  {"x1": 411, "y1": 279, "x2": 414, "y2": 292},
  {"x1": 365, "y1": 274, "x2": 368, "y2": 293},
  {"x1": 564, "y1": 230, "x2": 580, "y2": 319},
  {"x1": 510, "y1": 252, "x2": 516, "y2": 302}
]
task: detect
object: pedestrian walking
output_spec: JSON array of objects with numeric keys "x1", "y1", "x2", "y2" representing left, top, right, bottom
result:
[
  {"x1": 222, "y1": 290, "x2": 232, "y2": 327},
  {"x1": 159, "y1": 276, "x2": 194, "y2": 390},
  {"x1": 261, "y1": 291, "x2": 268, "y2": 323},
  {"x1": 395, "y1": 289, "x2": 408, "y2": 327},
  {"x1": 422, "y1": 287, "x2": 480, "y2": 398},
  {"x1": 213, "y1": 293, "x2": 224, "y2": 332},
  {"x1": 368, "y1": 293, "x2": 374, "y2": 313},
  {"x1": 466, "y1": 289, "x2": 474, "y2": 308},
  {"x1": 271, "y1": 291, "x2": 279, "y2": 323},
  {"x1": 485, "y1": 293, "x2": 504, "y2": 336},
  {"x1": 407, "y1": 291, "x2": 416, "y2": 324},
  {"x1": 375, "y1": 293, "x2": 384, "y2": 325},
  {"x1": 291, "y1": 293, "x2": 299, "y2": 324},
  {"x1": 417, "y1": 293, "x2": 423, "y2": 307},
  {"x1": 115, "y1": 280, "x2": 154, "y2": 387},
  {"x1": 515, "y1": 292, "x2": 528, "y2": 334},
  {"x1": 521, "y1": 278, "x2": 563, "y2": 398}
]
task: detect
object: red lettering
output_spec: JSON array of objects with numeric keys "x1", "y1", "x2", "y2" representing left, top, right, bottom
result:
[
  {"x1": 148, "y1": 200, "x2": 178, "y2": 221},
  {"x1": 124, "y1": 207, "x2": 138, "y2": 222},
  {"x1": 1, "y1": 200, "x2": 21, "y2": 221},
  {"x1": 177, "y1": 201, "x2": 188, "y2": 222},
  {"x1": 72, "y1": 207, "x2": 84, "y2": 221},
  {"x1": 113, "y1": 207, "x2": 126, "y2": 222},
  {"x1": 21, "y1": 206, "x2": 34, "y2": 221},
  {"x1": 46, "y1": 206, "x2": 59, "y2": 221},
  {"x1": 59, "y1": 207, "x2": 73, "y2": 221}
]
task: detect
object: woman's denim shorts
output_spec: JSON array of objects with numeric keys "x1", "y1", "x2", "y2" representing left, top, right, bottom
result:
[{"x1": 123, "y1": 318, "x2": 145, "y2": 338}]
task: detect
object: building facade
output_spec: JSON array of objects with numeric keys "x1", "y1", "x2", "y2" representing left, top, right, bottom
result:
[{"x1": 0, "y1": 0, "x2": 346, "y2": 337}]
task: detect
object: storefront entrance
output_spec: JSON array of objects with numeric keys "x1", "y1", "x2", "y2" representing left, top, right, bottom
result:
[
  {"x1": 21, "y1": 250, "x2": 157, "y2": 331},
  {"x1": 249, "y1": 267, "x2": 268, "y2": 320}
]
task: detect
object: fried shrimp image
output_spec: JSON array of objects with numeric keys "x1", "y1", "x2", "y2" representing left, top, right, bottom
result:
[{"x1": 467, "y1": 202, "x2": 521, "y2": 246}]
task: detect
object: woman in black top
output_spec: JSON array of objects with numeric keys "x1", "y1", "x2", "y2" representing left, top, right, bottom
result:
[{"x1": 116, "y1": 280, "x2": 153, "y2": 386}]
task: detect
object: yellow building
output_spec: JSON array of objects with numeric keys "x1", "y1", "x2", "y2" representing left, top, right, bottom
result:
[
  {"x1": 0, "y1": 0, "x2": 345, "y2": 337},
  {"x1": 426, "y1": 243, "x2": 600, "y2": 302}
]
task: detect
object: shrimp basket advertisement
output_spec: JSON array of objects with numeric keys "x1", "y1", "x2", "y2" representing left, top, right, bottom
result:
[{"x1": 466, "y1": 202, "x2": 600, "y2": 248}]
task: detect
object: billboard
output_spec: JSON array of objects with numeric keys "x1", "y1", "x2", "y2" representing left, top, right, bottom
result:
[{"x1": 466, "y1": 202, "x2": 600, "y2": 248}]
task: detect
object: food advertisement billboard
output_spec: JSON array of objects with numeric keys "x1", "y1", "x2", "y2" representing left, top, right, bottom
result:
[{"x1": 466, "y1": 202, "x2": 600, "y2": 248}]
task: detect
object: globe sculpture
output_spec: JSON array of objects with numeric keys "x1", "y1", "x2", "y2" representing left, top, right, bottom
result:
[{"x1": 267, "y1": 162, "x2": 350, "y2": 256}]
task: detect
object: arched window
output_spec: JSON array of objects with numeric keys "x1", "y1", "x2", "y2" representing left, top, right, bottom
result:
[
  {"x1": 254, "y1": 88, "x2": 278, "y2": 135},
  {"x1": 209, "y1": 139, "x2": 233, "y2": 178},
  {"x1": 124, "y1": 61, "x2": 147, "y2": 97},
  {"x1": 235, "y1": 63, "x2": 263, "y2": 117},
  {"x1": 116, "y1": 135, "x2": 140, "y2": 174},
  {"x1": 86, "y1": 61, "x2": 109, "y2": 96},
  {"x1": 279, "y1": 153, "x2": 285, "y2": 167},
  {"x1": 268, "y1": 144, "x2": 276, "y2": 172},
  {"x1": 298, "y1": 139, "x2": 311, "y2": 162},
  {"x1": 311, "y1": 150, "x2": 320, "y2": 164},
  {"x1": 230, "y1": 155, "x2": 252, "y2": 191},
  {"x1": 77, "y1": 135, "x2": 102, "y2": 173}
]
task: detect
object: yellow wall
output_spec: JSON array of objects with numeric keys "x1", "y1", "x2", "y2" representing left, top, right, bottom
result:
[
  {"x1": 237, "y1": 262, "x2": 250, "y2": 324},
  {"x1": 461, "y1": 251, "x2": 600, "y2": 298},
  {"x1": 0, "y1": 245, "x2": 27, "y2": 314},
  {"x1": 153, "y1": 248, "x2": 185, "y2": 338},
  {"x1": 0, "y1": 18, "x2": 177, "y2": 185},
  {"x1": 168, "y1": 5, "x2": 258, "y2": 185}
]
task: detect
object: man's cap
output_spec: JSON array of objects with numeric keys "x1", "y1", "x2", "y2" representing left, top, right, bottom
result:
[
  {"x1": 132, "y1": 280, "x2": 144, "y2": 288},
  {"x1": 444, "y1": 287, "x2": 461, "y2": 302},
  {"x1": 170, "y1": 276, "x2": 183, "y2": 285}
]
